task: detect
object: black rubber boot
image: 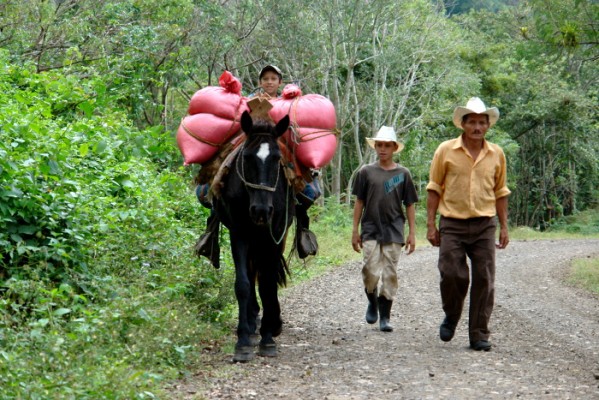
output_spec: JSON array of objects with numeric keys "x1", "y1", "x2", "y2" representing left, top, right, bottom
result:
[
  {"x1": 364, "y1": 288, "x2": 378, "y2": 324},
  {"x1": 194, "y1": 213, "x2": 221, "y2": 268},
  {"x1": 295, "y1": 204, "x2": 318, "y2": 259},
  {"x1": 378, "y1": 296, "x2": 393, "y2": 332}
]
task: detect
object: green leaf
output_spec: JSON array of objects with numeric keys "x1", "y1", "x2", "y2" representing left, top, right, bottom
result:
[
  {"x1": 95, "y1": 140, "x2": 108, "y2": 154},
  {"x1": 1, "y1": 188, "x2": 23, "y2": 198},
  {"x1": 18, "y1": 225, "x2": 38, "y2": 234},
  {"x1": 53, "y1": 308, "x2": 71, "y2": 316},
  {"x1": 77, "y1": 100, "x2": 95, "y2": 117},
  {"x1": 120, "y1": 179, "x2": 135, "y2": 188},
  {"x1": 79, "y1": 143, "x2": 89, "y2": 157}
]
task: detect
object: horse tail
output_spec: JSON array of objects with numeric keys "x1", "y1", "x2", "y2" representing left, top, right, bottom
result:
[{"x1": 277, "y1": 252, "x2": 290, "y2": 287}]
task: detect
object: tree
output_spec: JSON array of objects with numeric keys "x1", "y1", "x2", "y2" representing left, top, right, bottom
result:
[{"x1": 455, "y1": 1, "x2": 598, "y2": 227}]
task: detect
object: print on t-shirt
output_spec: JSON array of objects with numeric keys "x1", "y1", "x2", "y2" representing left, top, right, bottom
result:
[{"x1": 384, "y1": 172, "x2": 405, "y2": 194}]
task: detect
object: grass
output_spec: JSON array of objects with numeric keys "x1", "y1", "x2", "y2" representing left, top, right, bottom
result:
[{"x1": 569, "y1": 257, "x2": 599, "y2": 295}]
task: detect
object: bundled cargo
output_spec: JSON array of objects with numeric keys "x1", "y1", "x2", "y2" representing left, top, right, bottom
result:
[
  {"x1": 269, "y1": 84, "x2": 337, "y2": 169},
  {"x1": 176, "y1": 71, "x2": 248, "y2": 165}
]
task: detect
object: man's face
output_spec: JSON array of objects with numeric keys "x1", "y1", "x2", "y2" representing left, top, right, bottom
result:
[
  {"x1": 461, "y1": 114, "x2": 490, "y2": 141},
  {"x1": 259, "y1": 71, "x2": 282, "y2": 97}
]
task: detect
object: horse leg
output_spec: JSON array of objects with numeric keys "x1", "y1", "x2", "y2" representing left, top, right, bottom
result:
[
  {"x1": 231, "y1": 237, "x2": 254, "y2": 362},
  {"x1": 257, "y1": 259, "x2": 283, "y2": 357},
  {"x1": 248, "y1": 265, "x2": 261, "y2": 346}
]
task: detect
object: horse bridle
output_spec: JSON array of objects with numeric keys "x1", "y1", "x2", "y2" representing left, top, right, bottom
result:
[
  {"x1": 235, "y1": 136, "x2": 290, "y2": 245},
  {"x1": 235, "y1": 137, "x2": 281, "y2": 192}
]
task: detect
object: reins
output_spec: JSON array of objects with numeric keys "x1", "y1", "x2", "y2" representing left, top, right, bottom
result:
[{"x1": 235, "y1": 135, "x2": 291, "y2": 245}]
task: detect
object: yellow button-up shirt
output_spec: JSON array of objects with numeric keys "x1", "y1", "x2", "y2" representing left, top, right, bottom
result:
[{"x1": 426, "y1": 135, "x2": 511, "y2": 219}]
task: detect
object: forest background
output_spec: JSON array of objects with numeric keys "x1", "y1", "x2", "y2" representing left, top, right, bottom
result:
[{"x1": 0, "y1": 0, "x2": 597, "y2": 398}]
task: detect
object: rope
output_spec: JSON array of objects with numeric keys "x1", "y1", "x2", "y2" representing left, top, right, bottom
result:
[
  {"x1": 235, "y1": 141, "x2": 281, "y2": 192},
  {"x1": 234, "y1": 140, "x2": 290, "y2": 245},
  {"x1": 269, "y1": 178, "x2": 291, "y2": 245}
]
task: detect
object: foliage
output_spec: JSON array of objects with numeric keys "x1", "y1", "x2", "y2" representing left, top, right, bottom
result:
[
  {"x1": 453, "y1": 3, "x2": 599, "y2": 228},
  {"x1": 0, "y1": 56, "x2": 235, "y2": 398},
  {"x1": 443, "y1": 0, "x2": 513, "y2": 15}
]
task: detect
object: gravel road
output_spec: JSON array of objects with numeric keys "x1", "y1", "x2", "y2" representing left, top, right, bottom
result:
[{"x1": 173, "y1": 239, "x2": 599, "y2": 399}]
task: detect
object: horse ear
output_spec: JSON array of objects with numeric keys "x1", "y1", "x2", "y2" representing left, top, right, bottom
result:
[
  {"x1": 274, "y1": 115, "x2": 290, "y2": 138},
  {"x1": 241, "y1": 110, "x2": 253, "y2": 134}
]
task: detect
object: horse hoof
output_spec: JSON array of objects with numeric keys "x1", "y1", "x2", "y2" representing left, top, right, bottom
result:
[
  {"x1": 233, "y1": 346, "x2": 254, "y2": 363},
  {"x1": 250, "y1": 334, "x2": 261, "y2": 346},
  {"x1": 258, "y1": 342, "x2": 277, "y2": 357}
]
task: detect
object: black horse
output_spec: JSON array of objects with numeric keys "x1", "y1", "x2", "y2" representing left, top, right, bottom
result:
[{"x1": 213, "y1": 110, "x2": 293, "y2": 362}]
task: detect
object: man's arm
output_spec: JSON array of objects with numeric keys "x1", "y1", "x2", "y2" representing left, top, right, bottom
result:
[
  {"x1": 426, "y1": 190, "x2": 441, "y2": 247},
  {"x1": 352, "y1": 198, "x2": 364, "y2": 253},
  {"x1": 496, "y1": 195, "x2": 509, "y2": 249}
]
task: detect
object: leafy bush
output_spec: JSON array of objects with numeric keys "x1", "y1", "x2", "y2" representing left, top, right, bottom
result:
[{"x1": 0, "y1": 55, "x2": 237, "y2": 398}]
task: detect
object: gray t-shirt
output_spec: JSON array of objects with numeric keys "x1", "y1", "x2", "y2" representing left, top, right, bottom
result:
[{"x1": 352, "y1": 162, "x2": 419, "y2": 245}]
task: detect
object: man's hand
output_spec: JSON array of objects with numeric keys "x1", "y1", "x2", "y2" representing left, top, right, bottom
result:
[
  {"x1": 427, "y1": 225, "x2": 440, "y2": 247},
  {"x1": 496, "y1": 226, "x2": 509, "y2": 249}
]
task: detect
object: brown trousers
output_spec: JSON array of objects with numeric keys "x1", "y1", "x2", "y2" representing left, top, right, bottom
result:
[{"x1": 438, "y1": 216, "x2": 496, "y2": 342}]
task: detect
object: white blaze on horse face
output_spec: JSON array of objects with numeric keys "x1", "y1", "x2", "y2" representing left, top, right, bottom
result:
[{"x1": 257, "y1": 143, "x2": 270, "y2": 163}]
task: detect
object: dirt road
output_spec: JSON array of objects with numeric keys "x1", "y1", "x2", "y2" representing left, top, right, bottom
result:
[{"x1": 175, "y1": 239, "x2": 599, "y2": 399}]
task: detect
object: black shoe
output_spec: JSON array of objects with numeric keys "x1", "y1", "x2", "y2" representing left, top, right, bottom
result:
[
  {"x1": 470, "y1": 340, "x2": 492, "y2": 351},
  {"x1": 439, "y1": 317, "x2": 457, "y2": 342}
]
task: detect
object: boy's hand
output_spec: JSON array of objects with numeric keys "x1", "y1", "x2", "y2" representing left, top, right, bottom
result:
[
  {"x1": 351, "y1": 230, "x2": 362, "y2": 253},
  {"x1": 405, "y1": 233, "x2": 416, "y2": 254}
]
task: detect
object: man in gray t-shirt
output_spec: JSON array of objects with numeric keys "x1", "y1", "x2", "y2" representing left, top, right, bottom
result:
[{"x1": 352, "y1": 126, "x2": 418, "y2": 332}]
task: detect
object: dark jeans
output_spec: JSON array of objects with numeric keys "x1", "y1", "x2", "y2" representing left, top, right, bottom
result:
[{"x1": 438, "y1": 216, "x2": 496, "y2": 342}]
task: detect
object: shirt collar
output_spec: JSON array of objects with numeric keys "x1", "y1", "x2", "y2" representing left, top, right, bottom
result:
[{"x1": 452, "y1": 134, "x2": 495, "y2": 153}]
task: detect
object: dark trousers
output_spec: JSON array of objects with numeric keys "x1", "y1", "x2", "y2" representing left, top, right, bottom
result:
[{"x1": 438, "y1": 216, "x2": 496, "y2": 342}]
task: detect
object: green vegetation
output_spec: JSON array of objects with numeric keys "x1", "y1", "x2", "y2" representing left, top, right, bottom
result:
[
  {"x1": 569, "y1": 257, "x2": 599, "y2": 295},
  {"x1": 0, "y1": 0, "x2": 597, "y2": 398},
  {"x1": 0, "y1": 56, "x2": 232, "y2": 398}
]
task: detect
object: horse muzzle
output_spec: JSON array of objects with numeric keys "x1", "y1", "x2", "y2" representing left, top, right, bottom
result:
[{"x1": 249, "y1": 204, "x2": 274, "y2": 226}]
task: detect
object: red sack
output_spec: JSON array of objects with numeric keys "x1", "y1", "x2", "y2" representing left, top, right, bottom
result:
[
  {"x1": 177, "y1": 71, "x2": 248, "y2": 165},
  {"x1": 269, "y1": 84, "x2": 337, "y2": 168}
]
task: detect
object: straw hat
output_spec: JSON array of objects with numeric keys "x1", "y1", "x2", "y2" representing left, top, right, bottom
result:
[
  {"x1": 366, "y1": 126, "x2": 404, "y2": 153},
  {"x1": 453, "y1": 97, "x2": 499, "y2": 129}
]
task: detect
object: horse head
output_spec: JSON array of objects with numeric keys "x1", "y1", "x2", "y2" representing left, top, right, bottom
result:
[{"x1": 238, "y1": 111, "x2": 290, "y2": 226}]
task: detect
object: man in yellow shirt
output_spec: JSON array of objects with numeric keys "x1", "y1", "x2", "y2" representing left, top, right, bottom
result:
[{"x1": 426, "y1": 97, "x2": 510, "y2": 351}]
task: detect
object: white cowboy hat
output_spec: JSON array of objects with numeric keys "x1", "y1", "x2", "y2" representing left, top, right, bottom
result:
[
  {"x1": 453, "y1": 97, "x2": 500, "y2": 129},
  {"x1": 366, "y1": 126, "x2": 404, "y2": 153}
]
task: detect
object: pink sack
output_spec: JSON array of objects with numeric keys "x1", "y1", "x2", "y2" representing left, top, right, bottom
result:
[
  {"x1": 269, "y1": 84, "x2": 337, "y2": 168},
  {"x1": 176, "y1": 113, "x2": 243, "y2": 165},
  {"x1": 177, "y1": 71, "x2": 248, "y2": 165}
]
